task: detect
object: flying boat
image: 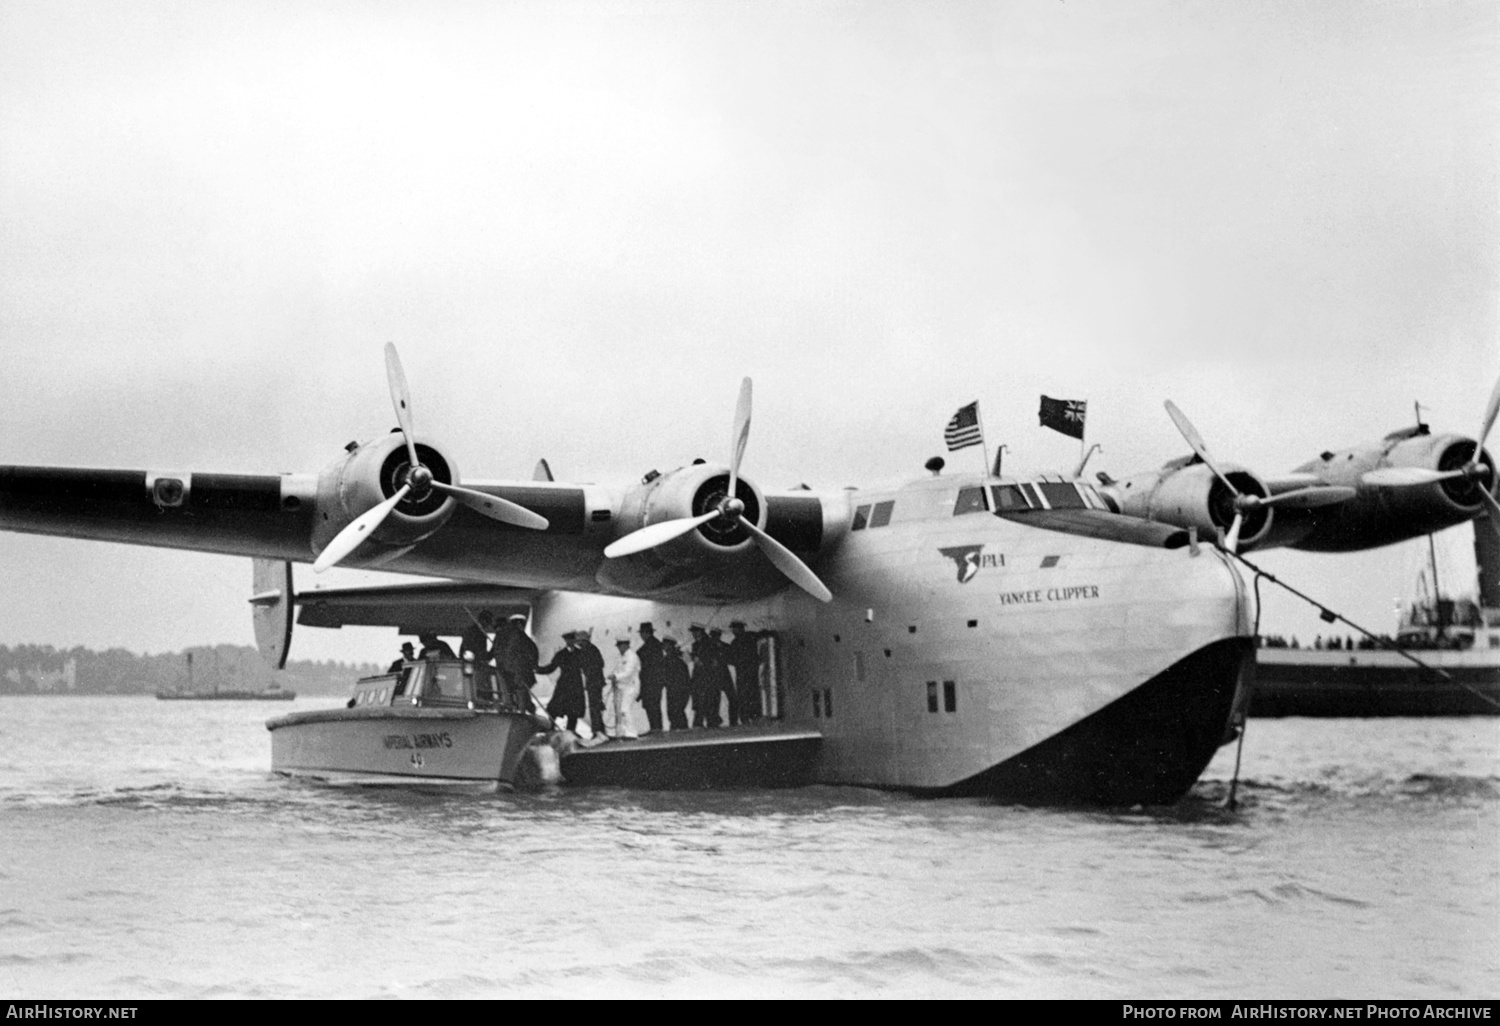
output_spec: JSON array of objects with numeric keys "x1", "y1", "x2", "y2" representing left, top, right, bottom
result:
[{"x1": 14, "y1": 347, "x2": 1490, "y2": 801}]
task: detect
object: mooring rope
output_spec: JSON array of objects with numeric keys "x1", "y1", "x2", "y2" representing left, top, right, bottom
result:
[
  {"x1": 1229, "y1": 552, "x2": 1500, "y2": 713},
  {"x1": 1225, "y1": 567, "x2": 1264, "y2": 810}
]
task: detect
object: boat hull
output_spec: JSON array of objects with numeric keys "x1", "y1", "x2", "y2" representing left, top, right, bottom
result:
[
  {"x1": 266, "y1": 706, "x2": 538, "y2": 783},
  {"x1": 942, "y1": 636, "x2": 1254, "y2": 803},
  {"x1": 559, "y1": 724, "x2": 822, "y2": 789},
  {"x1": 1253, "y1": 649, "x2": 1500, "y2": 717}
]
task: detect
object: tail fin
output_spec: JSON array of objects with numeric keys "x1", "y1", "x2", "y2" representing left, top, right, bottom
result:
[
  {"x1": 250, "y1": 559, "x2": 295, "y2": 669},
  {"x1": 532, "y1": 459, "x2": 554, "y2": 482}
]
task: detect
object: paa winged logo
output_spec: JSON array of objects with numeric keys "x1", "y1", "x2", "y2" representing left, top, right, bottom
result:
[{"x1": 939, "y1": 545, "x2": 983, "y2": 583}]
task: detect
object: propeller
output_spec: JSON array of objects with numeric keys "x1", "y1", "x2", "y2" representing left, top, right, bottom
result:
[
  {"x1": 1362, "y1": 376, "x2": 1500, "y2": 492},
  {"x1": 313, "y1": 344, "x2": 549, "y2": 573},
  {"x1": 603, "y1": 378, "x2": 833, "y2": 603},
  {"x1": 1164, "y1": 401, "x2": 1353, "y2": 552}
]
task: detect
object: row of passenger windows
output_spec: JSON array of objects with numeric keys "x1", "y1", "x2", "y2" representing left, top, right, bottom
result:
[
  {"x1": 927, "y1": 680, "x2": 957, "y2": 714},
  {"x1": 954, "y1": 481, "x2": 1110, "y2": 516},
  {"x1": 812, "y1": 681, "x2": 957, "y2": 718}
]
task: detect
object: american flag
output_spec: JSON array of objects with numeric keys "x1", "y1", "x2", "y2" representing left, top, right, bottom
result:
[{"x1": 944, "y1": 402, "x2": 983, "y2": 451}]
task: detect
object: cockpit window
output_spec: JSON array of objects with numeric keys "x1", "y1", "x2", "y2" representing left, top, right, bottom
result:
[
  {"x1": 1037, "y1": 482, "x2": 1087, "y2": 509},
  {"x1": 990, "y1": 484, "x2": 1032, "y2": 511},
  {"x1": 868, "y1": 500, "x2": 895, "y2": 528},
  {"x1": 852, "y1": 505, "x2": 870, "y2": 530},
  {"x1": 953, "y1": 487, "x2": 987, "y2": 516}
]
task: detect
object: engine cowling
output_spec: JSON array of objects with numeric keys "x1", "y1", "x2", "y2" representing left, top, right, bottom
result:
[
  {"x1": 310, "y1": 432, "x2": 459, "y2": 558},
  {"x1": 1284, "y1": 430, "x2": 1496, "y2": 552},
  {"x1": 1104, "y1": 459, "x2": 1274, "y2": 550},
  {"x1": 614, "y1": 462, "x2": 766, "y2": 565},
  {"x1": 596, "y1": 462, "x2": 841, "y2": 601}
]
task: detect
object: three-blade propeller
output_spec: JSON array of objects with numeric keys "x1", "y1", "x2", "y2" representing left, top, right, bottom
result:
[
  {"x1": 1359, "y1": 376, "x2": 1500, "y2": 546},
  {"x1": 1164, "y1": 400, "x2": 1354, "y2": 552},
  {"x1": 313, "y1": 344, "x2": 549, "y2": 573},
  {"x1": 603, "y1": 378, "x2": 833, "y2": 603}
]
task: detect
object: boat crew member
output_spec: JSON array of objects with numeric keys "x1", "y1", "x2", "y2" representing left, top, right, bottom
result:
[
  {"x1": 605, "y1": 637, "x2": 641, "y2": 739},
  {"x1": 660, "y1": 637, "x2": 691, "y2": 730},
  {"x1": 460, "y1": 611, "x2": 495, "y2": 670},
  {"x1": 418, "y1": 633, "x2": 455, "y2": 659},
  {"x1": 636, "y1": 622, "x2": 666, "y2": 733},
  {"x1": 492, "y1": 614, "x2": 540, "y2": 710},
  {"x1": 388, "y1": 641, "x2": 415, "y2": 673},
  {"x1": 537, "y1": 631, "x2": 587, "y2": 732},
  {"x1": 689, "y1": 624, "x2": 727, "y2": 728},
  {"x1": 636, "y1": 621, "x2": 666, "y2": 732},
  {"x1": 725, "y1": 621, "x2": 761, "y2": 722},
  {"x1": 576, "y1": 628, "x2": 608, "y2": 736}
]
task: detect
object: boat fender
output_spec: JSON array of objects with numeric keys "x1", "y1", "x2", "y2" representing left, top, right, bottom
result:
[{"x1": 512, "y1": 734, "x2": 565, "y2": 789}]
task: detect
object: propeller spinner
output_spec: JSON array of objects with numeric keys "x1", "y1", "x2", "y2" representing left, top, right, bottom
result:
[
  {"x1": 603, "y1": 378, "x2": 833, "y2": 603},
  {"x1": 313, "y1": 344, "x2": 549, "y2": 573},
  {"x1": 1164, "y1": 400, "x2": 1354, "y2": 552}
]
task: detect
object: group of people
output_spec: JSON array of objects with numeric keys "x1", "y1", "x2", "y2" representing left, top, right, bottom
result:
[
  {"x1": 385, "y1": 615, "x2": 766, "y2": 741},
  {"x1": 536, "y1": 620, "x2": 764, "y2": 740},
  {"x1": 386, "y1": 613, "x2": 540, "y2": 709}
]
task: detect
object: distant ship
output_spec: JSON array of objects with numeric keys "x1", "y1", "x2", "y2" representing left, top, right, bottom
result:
[
  {"x1": 156, "y1": 687, "x2": 296, "y2": 701},
  {"x1": 155, "y1": 650, "x2": 296, "y2": 701},
  {"x1": 1253, "y1": 524, "x2": 1500, "y2": 717}
]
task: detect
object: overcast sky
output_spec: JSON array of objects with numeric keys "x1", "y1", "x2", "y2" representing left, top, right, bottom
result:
[{"x1": 1, "y1": 0, "x2": 1496, "y2": 663}]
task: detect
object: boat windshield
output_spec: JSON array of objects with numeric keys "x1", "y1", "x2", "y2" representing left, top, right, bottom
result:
[{"x1": 422, "y1": 663, "x2": 468, "y2": 705}]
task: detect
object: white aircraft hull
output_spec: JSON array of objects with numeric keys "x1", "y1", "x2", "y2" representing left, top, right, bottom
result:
[
  {"x1": 531, "y1": 511, "x2": 1255, "y2": 805},
  {"x1": 266, "y1": 706, "x2": 538, "y2": 785}
]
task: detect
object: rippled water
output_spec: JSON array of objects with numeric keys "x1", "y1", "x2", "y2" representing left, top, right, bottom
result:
[{"x1": 0, "y1": 697, "x2": 1496, "y2": 998}]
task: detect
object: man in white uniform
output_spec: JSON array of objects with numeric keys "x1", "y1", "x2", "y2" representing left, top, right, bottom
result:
[{"x1": 605, "y1": 637, "x2": 641, "y2": 739}]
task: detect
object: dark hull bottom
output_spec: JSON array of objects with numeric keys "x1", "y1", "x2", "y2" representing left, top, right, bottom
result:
[
  {"x1": 560, "y1": 725, "x2": 822, "y2": 789},
  {"x1": 1250, "y1": 673, "x2": 1500, "y2": 717},
  {"x1": 939, "y1": 637, "x2": 1254, "y2": 805}
]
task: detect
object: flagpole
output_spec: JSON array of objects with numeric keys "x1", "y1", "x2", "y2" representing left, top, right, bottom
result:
[
  {"x1": 976, "y1": 402, "x2": 992, "y2": 479},
  {"x1": 1079, "y1": 413, "x2": 1087, "y2": 477}
]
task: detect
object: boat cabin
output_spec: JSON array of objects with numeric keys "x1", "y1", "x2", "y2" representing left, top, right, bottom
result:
[{"x1": 347, "y1": 658, "x2": 532, "y2": 713}]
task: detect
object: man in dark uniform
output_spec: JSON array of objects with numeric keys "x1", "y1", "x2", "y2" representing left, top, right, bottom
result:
[
  {"x1": 387, "y1": 641, "x2": 415, "y2": 673},
  {"x1": 576, "y1": 629, "x2": 608, "y2": 736},
  {"x1": 725, "y1": 621, "x2": 761, "y2": 722},
  {"x1": 492, "y1": 614, "x2": 541, "y2": 710},
  {"x1": 689, "y1": 624, "x2": 725, "y2": 728},
  {"x1": 635, "y1": 622, "x2": 666, "y2": 733},
  {"x1": 659, "y1": 637, "x2": 692, "y2": 730},
  {"x1": 537, "y1": 631, "x2": 586, "y2": 731},
  {"x1": 418, "y1": 633, "x2": 455, "y2": 659},
  {"x1": 459, "y1": 611, "x2": 495, "y2": 671}
]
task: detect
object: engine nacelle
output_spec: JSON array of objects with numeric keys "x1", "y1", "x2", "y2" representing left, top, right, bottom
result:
[
  {"x1": 596, "y1": 462, "x2": 840, "y2": 602},
  {"x1": 1103, "y1": 459, "x2": 1273, "y2": 550},
  {"x1": 1285, "y1": 429, "x2": 1496, "y2": 552},
  {"x1": 310, "y1": 432, "x2": 459, "y2": 557},
  {"x1": 614, "y1": 462, "x2": 766, "y2": 566}
]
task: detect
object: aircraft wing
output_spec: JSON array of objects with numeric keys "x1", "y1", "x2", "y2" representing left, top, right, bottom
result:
[
  {"x1": 294, "y1": 580, "x2": 538, "y2": 634},
  {"x1": 0, "y1": 460, "x2": 843, "y2": 605},
  {"x1": 0, "y1": 466, "x2": 320, "y2": 558},
  {"x1": 993, "y1": 508, "x2": 1191, "y2": 549}
]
